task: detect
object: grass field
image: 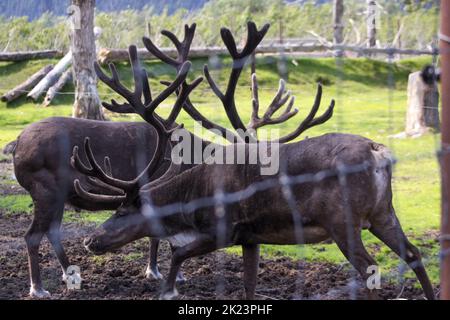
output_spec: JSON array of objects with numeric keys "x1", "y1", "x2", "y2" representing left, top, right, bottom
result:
[{"x1": 0, "y1": 55, "x2": 441, "y2": 286}]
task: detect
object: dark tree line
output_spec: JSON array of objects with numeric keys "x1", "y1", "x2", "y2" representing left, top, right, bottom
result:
[{"x1": 0, "y1": 0, "x2": 209, "y2": 20}]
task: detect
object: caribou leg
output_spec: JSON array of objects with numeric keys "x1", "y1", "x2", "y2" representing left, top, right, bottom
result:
[
  {"x1": 328, "y1": 223, "x2": 380, "y2": 300},
  {"x1": 26, "y1": 181, "x2": 67, "y2": 298},
  {"x1": 146, "y1": 239, "x2": 186, "y2": 282},
  {"x1": 170, "y1": 243, "x2": 187, "y2": 283},
  {"x1": 25, "y1": 219, "x2": 49, "y2": 298},
  {"x1": 146, "y1": 238, "x2": 163, "y2": 280},
  {"x1": 160, "y1": 237, "x2": 218, "y2": 300},
  {"x1": 47, "y1": 219, "x2": 71, "y2": 283},
  {"x1": 369, "y1": 207, "x2": 436, "y2": 300},
  {"x1": 242, "y1": 244, "x2": 260, "y2": 300}
]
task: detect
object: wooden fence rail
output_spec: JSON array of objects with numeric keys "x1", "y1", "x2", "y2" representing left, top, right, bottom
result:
[
  {"x1": 97, "y1": 44, "x2": 439, "y2": 64},
  {"x1": 0, "y1": 45, "x2": 438, "y2": 64}
]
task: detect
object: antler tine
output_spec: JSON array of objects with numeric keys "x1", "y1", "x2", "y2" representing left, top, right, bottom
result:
[
  {"x1": 129, "y1": 45, "x2": 144, "y2": 101},
  {"x1": 143, "y1": 23, "x2": 196, "y2": 70},
  {"x1": 142, "y1": 36, "x2": 178, "y2": 67},
  {"x1": 87, "y1": 154, "x2": 127, "y2": 195},
  {"x1": 242, "y1": 21, "x2": 270, "y2": 58},
  {"x1": 203, "y1": 65, "x2": 225, "y2": 100},
  {"x1": 72, "y1": 138, "x2": 142, "y2": 191},
  {"x1": 101, "y1": 68, "x2": 151, "y2": 113},
  {"x1": 248, "y1": 74, "x2": 298, "y2": 132},
  {"x1": 144, "y1": 61, "x2": 191, "y2": 121},
  {"x1": 94, "y1": 45, "x2": 146, "y2": 113},
  {"x1": 141, "y1": 67, "x2": 152, "y2": 105},
  {"x1": 165, "y1": 77, "x2": 204, "y2": 125},
  {"x1": 87, "y1": 176, "x2": 126, "y2": 195},
  {"x1": 275, "y1": 84, "x2": 336, "y2": 144},
  {"x1": 101, "y1": 100, "x2": 135, "y2": 114},
  {"x1": 220, "y1": 27, "x2": 239, "y2": 59},
  {"x1": 264, "y1": 79, "x2": 289, "y2": 117},
  {"x1": 161, "y1": 23, "x2": 196, "y2": 63},
  {"x1": 74, "y1": 179, "x2": 126, "y2": 204},
  {"x1": 250, "y1": 73, "x2": 260, "y2": 123}
]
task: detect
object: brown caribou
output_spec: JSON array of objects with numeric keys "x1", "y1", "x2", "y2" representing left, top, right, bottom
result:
[{"x1": 71, "y1": 23, "x2": 435, "y2": 300}]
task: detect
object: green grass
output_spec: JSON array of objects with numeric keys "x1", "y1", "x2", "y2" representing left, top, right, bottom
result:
[
  {"x1": 0, "y1": 194, "x2": 33, "y2": 214},
  {"x1": 64, "y1": 210, "x2": 112, "y2": 226},
  {"x1": 0, "y1": 55, "x2": 441, "y2": 285},
  {"x1": 123, "y1": 252, "x2": 145, "y2": 262},
  {"x1": 0, "y1": 193, "x2": 111, "y2": 227}
]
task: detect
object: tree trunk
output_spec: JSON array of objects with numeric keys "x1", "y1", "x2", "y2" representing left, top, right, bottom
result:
[
  {"x1": 43, "y1": 68, "x2": 73, "y2": 107},
  {"x1": 27, "y1": 51, "x2": 72, "y2": 102},
  {"x1": 71, "y1": 0, "x2": 104, "y2": 120},
  {"x1": 1, "y1": 65, "x2": 53, "y2": 103},
  {"x1": 367, "y1": 0, "x2": 377, "y2": 48},
  {"x1": 333, "y1": 0, "x2": 344, "y2": 57},
  {"x1": 405, "y1": 71, "x2": 440, "y2": 136}
]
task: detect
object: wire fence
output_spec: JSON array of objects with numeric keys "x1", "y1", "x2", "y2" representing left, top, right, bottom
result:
[{"x1": 0, "y1": 2, "x2": 446, "y2": 301}]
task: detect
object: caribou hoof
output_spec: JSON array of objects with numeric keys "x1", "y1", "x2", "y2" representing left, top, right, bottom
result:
[
  {"x1": 145, "y1": 266, "x2": 164, "y2": 280},
  {"x1": 30, "y1": 286, "x2": 51, "y2": 299},
  {"x1": 159, "y1": 288, "x2": 179, "y2": 300}
]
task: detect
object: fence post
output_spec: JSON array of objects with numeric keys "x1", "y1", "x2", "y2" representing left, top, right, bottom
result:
[{"x1": 440, "y1": 0, "x2": 450, "y2": 301}]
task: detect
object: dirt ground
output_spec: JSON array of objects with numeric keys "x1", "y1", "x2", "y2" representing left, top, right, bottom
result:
[{"x1": 0, "y1": 157, "x2": 431, "y2": 300}]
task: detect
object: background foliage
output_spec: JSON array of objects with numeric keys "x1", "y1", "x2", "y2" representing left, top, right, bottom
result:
[{"x1": 0, "y1": 0, "x2": 440, "y2": 52}]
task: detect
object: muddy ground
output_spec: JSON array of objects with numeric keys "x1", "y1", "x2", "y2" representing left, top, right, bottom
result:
[{"x1": 0, "y1": 157, "x2": 431, "y2": 300}]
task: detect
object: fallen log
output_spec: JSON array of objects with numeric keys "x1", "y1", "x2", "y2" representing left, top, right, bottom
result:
[
  {"x1": 0, "y1": 50, "x2": 63, "y2": 62},
  {"x1": 97, "y1": 45, "x2": 438, "y2": 64},
  {"x1": 1, "y1": 65, "x2": 53, "y2": 103},
  {"x1": 97, "y1": 48, "x2": 191, "y2": 64},
  {"x1": 42, "y1": 68, "x2": 73, "y2": 107},
  {"x1": 27, "y1": 51, "x2": 72, "y2": 102}
]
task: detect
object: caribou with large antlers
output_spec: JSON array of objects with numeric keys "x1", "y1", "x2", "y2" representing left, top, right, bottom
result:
[
  {"x1": 72, "y1": 22, "x2": 435, "y2": 300},
  {"x1": 8, "y1": 30, "x2": 208, "y2": 296}
]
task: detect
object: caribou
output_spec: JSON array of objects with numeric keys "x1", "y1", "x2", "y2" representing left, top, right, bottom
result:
[
  {"x1": 71, "y1": 22, "x2": 435, "y2": 300},
  {"x1": 8, "y1": 22, "x2": 274, "y2": 298}
]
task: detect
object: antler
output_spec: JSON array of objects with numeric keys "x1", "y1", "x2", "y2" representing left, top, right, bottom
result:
[
  {"x1": 103, "y1": 22, "x2": 335, "y2": 146},
  {"x1": 276, "y1": 84, "x2": 335, "y2": 144},
  {"x1": 143, "y1": 24, "x2": 196, "y2": 72},
  {"x1": 72, "y1": 46, "x2": 201, "y2": 204},
  {"x1": 248, "y1": 74, "x2": 298, "y2": 131},
  {"x1": 143, "y1": 24, "x2": 243, "y2": 143},
  {"x1": 204, "y1": 22, "x2": 270, "y2": 136}
]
